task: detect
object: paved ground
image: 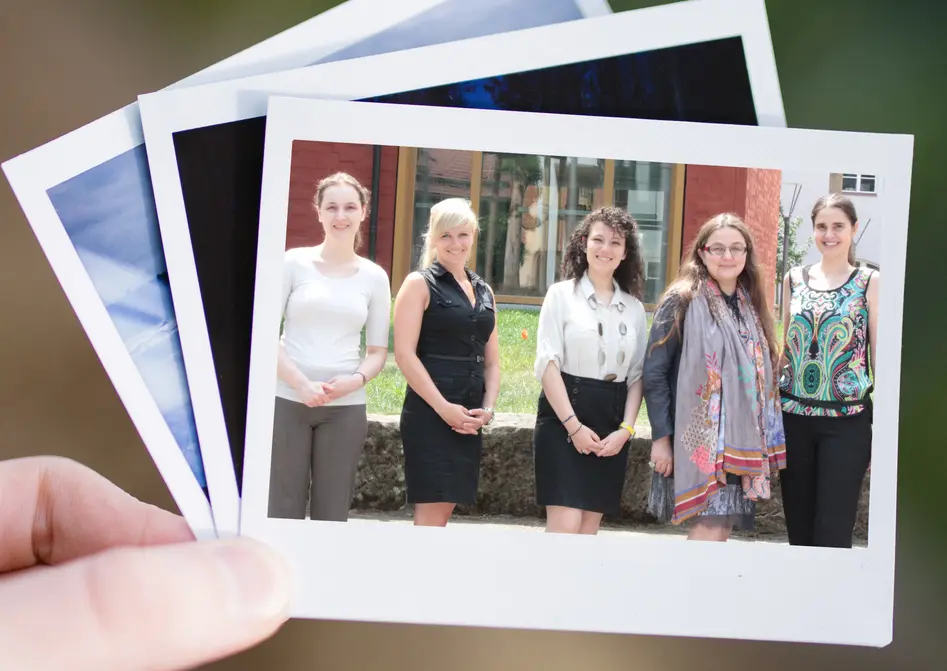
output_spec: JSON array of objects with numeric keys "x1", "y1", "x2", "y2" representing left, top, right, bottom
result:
[{"x1": 347, "y1": 509, "x2": 802, "y2": 545}]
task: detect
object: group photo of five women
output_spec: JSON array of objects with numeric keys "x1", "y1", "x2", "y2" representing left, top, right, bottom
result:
[{"x1": 268, "y1": 170, "x2": 878, "y2": 549}]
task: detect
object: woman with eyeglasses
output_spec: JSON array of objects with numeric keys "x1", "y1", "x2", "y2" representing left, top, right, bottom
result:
[
  {"x1": 532, "y1": 207, "x2": 649, "y2": 535},
  {"x1": 777, "y1": 194, "x2": 877, "y2": 548},
  {"x1": 642, "y1": 213, "x2": 786, "y2": 542}
]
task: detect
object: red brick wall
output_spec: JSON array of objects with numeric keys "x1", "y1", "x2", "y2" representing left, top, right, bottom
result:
[
  {"x1": 286, "y1": 140, "x2": 397, "y2": 278},
  {"x1": 681, "y1": 165, "x2": 748, "y2": 255},
  {"x1": 743, "y1": 168, "x2": 782, "y2": 305},
  {"x1": 682, "y1": 165, "x2": 781, "y2": 305}
]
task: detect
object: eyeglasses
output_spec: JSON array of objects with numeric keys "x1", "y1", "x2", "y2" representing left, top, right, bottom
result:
[{"x1": 703, "y1": 244, "x2": 748, "y2": 258}]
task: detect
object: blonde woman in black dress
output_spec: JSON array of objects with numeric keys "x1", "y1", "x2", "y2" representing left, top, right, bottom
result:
[{"x1": 393, "y1": 198, "x2": 501, "y2": 527}]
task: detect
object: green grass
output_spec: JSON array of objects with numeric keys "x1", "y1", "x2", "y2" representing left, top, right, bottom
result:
[
  {"x1": 366, "y1": 303, "x2": 791, "y2": 426},
  {"x1": 366, "y1": 306, "x2": 655, "y2": 427}
]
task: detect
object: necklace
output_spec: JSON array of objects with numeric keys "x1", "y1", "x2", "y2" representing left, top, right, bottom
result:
[{"x1": 587, "y1": 293, "x2": 629, "y2": 382}]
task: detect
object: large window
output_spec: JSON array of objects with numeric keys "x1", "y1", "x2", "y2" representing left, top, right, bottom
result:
[
  {"x1": 397, "y1": 149, "x2": 679, "y2": 305},
  {"x1": 475, "y1": 153, "x2": 606, "y2": 298},
  {"x1": 612, "y1": 161, "x2": 674, "y2": 304}
]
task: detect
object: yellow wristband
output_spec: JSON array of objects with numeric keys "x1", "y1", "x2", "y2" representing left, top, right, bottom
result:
[{"x1": 620, "y1": 421, "x2": 636, "y2": 437}]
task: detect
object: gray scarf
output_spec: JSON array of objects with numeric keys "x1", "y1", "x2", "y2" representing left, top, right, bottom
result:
[{"x1": 665, "y1": 281, "x2": 786, "y2": 525}]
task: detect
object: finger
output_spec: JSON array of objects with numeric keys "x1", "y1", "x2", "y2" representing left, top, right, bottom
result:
[
  {"x1": 0, "y1": 537, "x2": 292, "y2": 671},
  {"x1": 0, "y1": 457, "x2": 192, "y2": 573}
]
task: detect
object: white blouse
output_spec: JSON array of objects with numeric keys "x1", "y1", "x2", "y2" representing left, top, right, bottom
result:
[
  {"x1": 534, "y1": 274, "x2": 648, "y2": 387},
  {"x1": 276, "y1": 247, "x2": 391, "y2": 406}
]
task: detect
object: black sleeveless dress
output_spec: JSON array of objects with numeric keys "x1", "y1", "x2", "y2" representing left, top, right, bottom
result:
[{"x1": 399, "y1": 262, "x2": 496, "y2": 505}]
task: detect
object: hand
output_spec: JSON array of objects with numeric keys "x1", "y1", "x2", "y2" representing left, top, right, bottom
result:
[
  {"x1": 0, "y1": 456, "x2": 291, "y2": 671},
  {"x1": 437, "y1": 402, "x2": 480, "y2": 435},
  {"x1": 650, "y1": 435, "x2": 673, "y2": 476},
  {"x1": 467, "y1": 407, "x2": 494, "y2": 429},
  {"x1": 324, "y1": 373, "x2": 364, "y2": 402},
  {"x1": 571, "y1": 425, "x2": 602, "y2": 456},
  {"x1": 296, "y1": 379, "x2": 331, "y2": 407},
  {"x1": 597, "y1": 429, "x2": 630, "y2": 457}
]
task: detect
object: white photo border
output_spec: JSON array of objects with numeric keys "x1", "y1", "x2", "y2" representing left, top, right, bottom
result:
[
  {"x1": 243, "y1": 96, "x2": 911, "y2": 647},
  {"x1": 1, "y1": 106, "x2": 217, "y2": 539},
  {"x1": 136, "y1": 0, "x2": 785, "y2": 525},
  {"x1": 1, "y1": 0, "x2": 456, "y2": 539}
]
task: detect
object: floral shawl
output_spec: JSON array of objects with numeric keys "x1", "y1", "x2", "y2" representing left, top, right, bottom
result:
[{"x1": 670, "y1": 281, "x2": 786, "y2": 525}]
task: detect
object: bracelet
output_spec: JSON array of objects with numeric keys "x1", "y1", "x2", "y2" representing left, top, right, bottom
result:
[
  {"x1": 560, "y1": 413, "x2": 576, "y2": 425},
  {"x1": 619, "y1": 421, "x2": 636, "y2": 438},
  {"x1": 353, "y1": 371, "x2": 367, "y2": 386},
  {"x1": 566, "y1": 423, "x2": 584, "y2": 443}
]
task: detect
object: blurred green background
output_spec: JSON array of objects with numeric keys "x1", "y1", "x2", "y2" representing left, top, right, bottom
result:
[{"x1": 0, "y1": 0, "x2": 943, "y2": 668}]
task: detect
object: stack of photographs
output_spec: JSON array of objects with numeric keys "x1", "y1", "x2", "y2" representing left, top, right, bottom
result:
[{"x1": 2, "y1": 0, "x2": 911, "y2": 647}]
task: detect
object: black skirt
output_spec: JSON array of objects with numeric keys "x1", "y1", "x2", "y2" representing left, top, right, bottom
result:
[
  {"x1": 400, "y1": 356, "x2": 485, "y2": 505},
  {"x1": 534, "y1": 372, "x2": 630, "y2": 516}
]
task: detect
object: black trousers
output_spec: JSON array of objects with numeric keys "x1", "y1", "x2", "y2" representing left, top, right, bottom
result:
[{"x1": 780, "y1": 409, "x2": 872, "y2": 548}]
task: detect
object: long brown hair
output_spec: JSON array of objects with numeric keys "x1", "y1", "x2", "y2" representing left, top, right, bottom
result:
[
  {"x1": 811, "y1": 193, "x2": 858, "y2": 265},
  {"x1": 561, "y1": 207, "x2": 645, "y2": 299},
  {"x1": 313, "y1": 171, "x2": 370, "y2": 251},
  {"x1": 651, "y1": 213, "x2": 778, "y2": 363}
]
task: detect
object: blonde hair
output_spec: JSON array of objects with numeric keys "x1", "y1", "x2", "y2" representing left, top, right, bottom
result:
[{"x1": 419, "y1": 198, "x2": 479, "y2": 268}]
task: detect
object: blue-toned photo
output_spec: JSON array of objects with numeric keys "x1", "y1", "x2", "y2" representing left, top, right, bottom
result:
[
  {"x1": 314, "y1": 0, "x2": 592, "y2": 64},
  {"x1": 46, "y1": 147, "x2": 207, "y2": 491}
]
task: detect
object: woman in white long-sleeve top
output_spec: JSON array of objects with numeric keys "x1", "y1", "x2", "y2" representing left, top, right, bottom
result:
[{"x1": 532, "y1": 207, "x2": 649, "y2": 534}]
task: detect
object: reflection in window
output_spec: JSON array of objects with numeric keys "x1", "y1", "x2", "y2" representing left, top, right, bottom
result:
[
  {"x1": 476, "y1": 153, "x2": 605, "y2": 297},
  {"x1": 411, "y1": 148, "x2": 472, "y2": 270},
  {"x1": 612, "y1": 161, "x2": 673, "y2": 304}
]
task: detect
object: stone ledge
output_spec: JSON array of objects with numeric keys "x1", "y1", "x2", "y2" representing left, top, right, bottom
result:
[{"x1": 353, "y1": 413, "x2": 870, "y2": 540}]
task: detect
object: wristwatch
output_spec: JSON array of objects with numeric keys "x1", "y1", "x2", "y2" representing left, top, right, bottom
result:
[{"x1": 482, "y1": 407, "x2": 496, "y2": 426}]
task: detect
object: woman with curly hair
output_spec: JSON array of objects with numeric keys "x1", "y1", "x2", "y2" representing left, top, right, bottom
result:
[
  {"x1": 532, "y1": 207, "x2": 649, "y2": 534},
  {"x1": 642, "y1": 213, "x2": 786, "y2": 541}
]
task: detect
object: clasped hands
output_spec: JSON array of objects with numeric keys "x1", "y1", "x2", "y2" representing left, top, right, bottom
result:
[
  {"x1": 296, "y1": 373, "x2": 364, "y2": 407},
  {"x1": 565, "y1": 417, "x2": 630, "y2": 458},
  {"x1": 438, "y1": 402, "x2": 493, "y2": 435}
]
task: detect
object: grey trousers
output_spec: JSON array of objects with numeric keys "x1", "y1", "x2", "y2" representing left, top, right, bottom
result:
[{"x1": 268, "y1": 396, "x2": 368, "y2": 522}]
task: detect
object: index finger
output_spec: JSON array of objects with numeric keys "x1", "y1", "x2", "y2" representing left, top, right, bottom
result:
[{"x1": 0, "y1": 456, "x2": 193, "y2": 573}]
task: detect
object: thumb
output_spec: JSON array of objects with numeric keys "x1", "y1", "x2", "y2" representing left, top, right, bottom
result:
[{"x1": 0, "y1": 537, "x2": 293, "y2": 671}]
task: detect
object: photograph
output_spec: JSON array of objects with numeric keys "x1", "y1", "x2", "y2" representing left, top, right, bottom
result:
[
  {"x1": 1, "y1": 0, "x2": 593, "y2": 540},
  {"x1": 262, "y1": 139, "x2": 881, "y2": 551},
  {"x1": 1, "y1": 123, "x2": 216, "y2": 540},
  {"x1": 241, "y1": 96, "x2": 911, "y2": 646},
  {"x1": 137, "y1": 0, "x2": 784, "y2": 515}
]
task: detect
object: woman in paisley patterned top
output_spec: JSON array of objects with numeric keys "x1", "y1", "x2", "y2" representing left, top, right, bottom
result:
[{"x1": 778, "y1": 194, "x2": 879, "y2": 548}]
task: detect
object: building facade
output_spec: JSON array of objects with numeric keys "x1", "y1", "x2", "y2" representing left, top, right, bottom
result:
[{"x1": 287, "y1": 142, "x2": 782, "y2": 308}]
